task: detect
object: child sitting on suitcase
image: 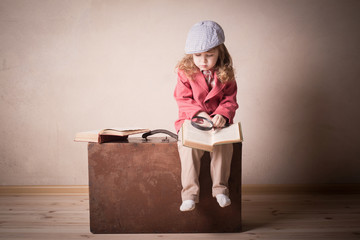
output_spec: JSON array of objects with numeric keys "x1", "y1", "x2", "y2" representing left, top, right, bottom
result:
[{"x1": 174, "y1": 21, "x2": 238, "y2": 211}]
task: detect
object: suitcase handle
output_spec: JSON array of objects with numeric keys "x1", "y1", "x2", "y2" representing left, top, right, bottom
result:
[{"x1": 142, "y1": 129, "x2": 178, "y2": 140}]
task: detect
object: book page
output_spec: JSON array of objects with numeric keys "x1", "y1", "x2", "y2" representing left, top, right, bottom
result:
[
  {"x1": 101, "y1": 128, "x2": 150, "y2": 136},
  {"x1": 212, "y1": 123, "x2": 242, "y2": 145},
  {"x1": 182, "y1": 120, "x2": 212, "y2": 146},
  {"x1": 74, "y1": 130, "x2": 100, "y2": 142}
]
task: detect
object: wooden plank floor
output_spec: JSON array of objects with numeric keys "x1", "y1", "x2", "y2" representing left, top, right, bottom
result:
[{"x1": 0, "y1": 192, "x2": 360, "y2": 240}]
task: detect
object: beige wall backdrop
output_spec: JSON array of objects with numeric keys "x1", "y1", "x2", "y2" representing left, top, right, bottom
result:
[{"x1": 1, "y1": 0, "x2": 360, "y2": 185}]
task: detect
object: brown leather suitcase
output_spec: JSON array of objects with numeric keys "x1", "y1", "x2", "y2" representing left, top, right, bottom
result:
[{"x1": 87, "y1": 137, "x2": 242, "y2": 233}]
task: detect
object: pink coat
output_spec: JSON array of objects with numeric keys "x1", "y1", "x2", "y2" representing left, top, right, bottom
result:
[{"x1": 174, "y1": 69, "x2": 238, "y2": 132}]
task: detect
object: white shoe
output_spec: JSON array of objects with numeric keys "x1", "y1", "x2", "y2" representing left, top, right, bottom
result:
[
  {"x1": 216, "y1": 194, "x2": 231, "y2": 208},
  {"x1": 180, "y1": 200, "x2": 195, "y2": 211}
]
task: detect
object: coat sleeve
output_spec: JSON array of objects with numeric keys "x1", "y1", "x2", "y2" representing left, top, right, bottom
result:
[
  {"x1": 174, "y1": 71, "x2": 205, "y2": 119},
  {"x1": 211, "y1": 80, "x2": 238, "y2": 123}
]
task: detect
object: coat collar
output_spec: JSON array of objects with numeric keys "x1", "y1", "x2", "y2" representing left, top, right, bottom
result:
[{"x1": 193, "y1": 71, "x2": 226, "y2": 101}]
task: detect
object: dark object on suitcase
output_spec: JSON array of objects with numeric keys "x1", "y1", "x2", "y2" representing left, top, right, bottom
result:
[
  {"x1": 87, "y1": 136, "x2": 242, "y2": 233},
  {"x1": 142, "y1": 129, "x2": 178, "y2": 140}
]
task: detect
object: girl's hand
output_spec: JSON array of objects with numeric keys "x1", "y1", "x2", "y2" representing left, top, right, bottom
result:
[{"x1": 212, "y1": 114, "x2": 226, "y2": 128}]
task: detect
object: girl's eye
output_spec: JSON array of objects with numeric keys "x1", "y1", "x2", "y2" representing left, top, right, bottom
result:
[
  {"x1": 206, "y1": 54, "x2": 214, "y2": 57},
  {"x1": 194, "y1": 54, "x2": 201, "y2": 57}
]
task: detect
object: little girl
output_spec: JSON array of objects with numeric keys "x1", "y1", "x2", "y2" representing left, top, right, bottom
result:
[{"x1": 174, "y1": 21, "x2": 238, "y2": 211}]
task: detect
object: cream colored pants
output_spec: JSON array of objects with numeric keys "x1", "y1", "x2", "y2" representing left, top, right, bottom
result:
[{"x1": 177, "y1": 129, "x2": 233, "y2": 202}]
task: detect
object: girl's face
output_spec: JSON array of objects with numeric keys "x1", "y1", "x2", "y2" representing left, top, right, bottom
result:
[{"x1": 192, "y1": 48, "x2": 219, "y2": 71}]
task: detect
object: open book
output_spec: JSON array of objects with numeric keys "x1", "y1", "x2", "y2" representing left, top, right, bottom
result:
[
  {"x1": 74, "y1": 128, "x2": 150, "y2": 143},
  {"x1": 181, "y1": 120, "x2": 243, "y2": 152}
]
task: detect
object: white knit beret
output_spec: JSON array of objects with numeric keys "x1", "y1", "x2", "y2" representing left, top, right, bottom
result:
[{"x1": 184, "y1": 20, "x2": 225, "y2": 54}]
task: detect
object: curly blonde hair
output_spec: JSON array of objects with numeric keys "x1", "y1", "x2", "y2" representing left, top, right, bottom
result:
[{"x1": 176, "y1": 44, "x2": 235, "y2": 83}]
